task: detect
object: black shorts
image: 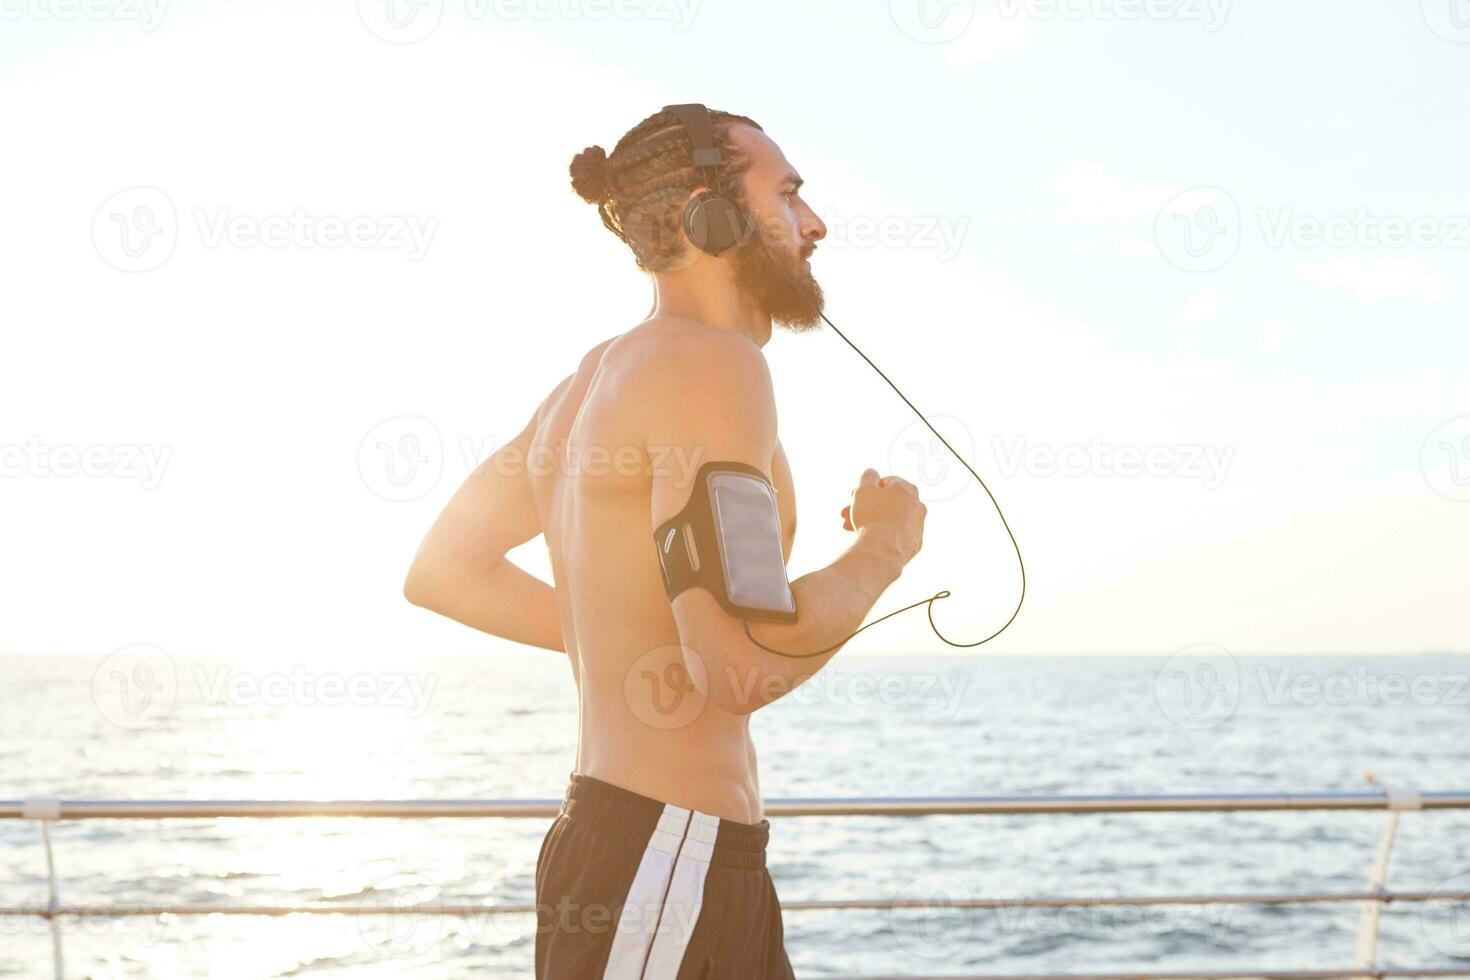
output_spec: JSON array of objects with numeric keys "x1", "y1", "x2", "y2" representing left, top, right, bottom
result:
[{"x1": 534, "y1": 773, "x2": 795, "y2": 979}]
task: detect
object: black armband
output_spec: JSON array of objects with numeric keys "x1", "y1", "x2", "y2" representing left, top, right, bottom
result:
[{"x1": 653, "y1": 460, "x2": 798, "y2": 624}]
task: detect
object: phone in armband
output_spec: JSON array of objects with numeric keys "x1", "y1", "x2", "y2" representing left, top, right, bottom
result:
[{"x1": 652, "y1": 460, "x2": 797, "y2": 624}]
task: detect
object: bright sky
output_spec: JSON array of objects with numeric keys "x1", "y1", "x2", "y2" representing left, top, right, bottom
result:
[{"x1": 2, "y1": 0, "x2": 1467, "y2": 661}]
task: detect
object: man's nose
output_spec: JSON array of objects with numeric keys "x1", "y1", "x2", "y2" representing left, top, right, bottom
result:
[{"x1": 801, "y1": 213, "x2": 827, "y2": 244}]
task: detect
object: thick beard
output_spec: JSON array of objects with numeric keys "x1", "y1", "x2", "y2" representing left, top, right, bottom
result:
[{"x1": 732, "y1": 230, "x2": 825, "y2": 332}]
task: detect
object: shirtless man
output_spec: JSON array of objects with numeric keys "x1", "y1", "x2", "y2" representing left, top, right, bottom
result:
[{"x1": 405, "y1": 104, "x2": 926, "y2": 979}]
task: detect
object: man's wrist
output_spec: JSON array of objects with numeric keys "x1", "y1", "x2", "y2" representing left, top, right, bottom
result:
[{"x1": 852, "y1": 525, "x2": 906, "y2": 582}]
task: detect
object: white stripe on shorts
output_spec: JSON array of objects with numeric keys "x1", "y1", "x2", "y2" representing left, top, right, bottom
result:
[{"x1": 601, "y1": 803, "x2": 719, "y2": 980}]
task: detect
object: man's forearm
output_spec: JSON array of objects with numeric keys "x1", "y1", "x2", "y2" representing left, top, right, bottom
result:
[
  {"x1": 737, "y1": 526, "x2": 905, "y2": 690},
  {"x1": 405, "y1": 557, "x2": 566, "y2": 653}
]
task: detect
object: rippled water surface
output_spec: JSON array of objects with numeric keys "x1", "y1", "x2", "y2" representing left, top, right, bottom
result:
[{"x1": 2, "y1": 652, "x2": 1467, "y2": 977}]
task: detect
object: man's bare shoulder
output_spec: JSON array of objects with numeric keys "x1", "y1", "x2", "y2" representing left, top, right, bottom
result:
[
  {"x1": 602, "y1": 320, "x2": 777, "y2": 461},
  {"x1": 533, "y1": 335, "x2": 622, "y2": 425},
  {"x1": 612, "y1": 317, "x2": 773, "y2": 399}
]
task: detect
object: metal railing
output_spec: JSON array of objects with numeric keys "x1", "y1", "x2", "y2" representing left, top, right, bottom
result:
[{"x1": 3, "y1": 788, "x2": 1468, "y2": 980}]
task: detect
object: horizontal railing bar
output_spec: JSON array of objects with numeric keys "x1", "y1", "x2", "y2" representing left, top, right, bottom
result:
[
  {"x1": 777, "y1": 890, "x2": 1470, "y2": 910},
  {"x1": 2, "y1": 890, "x2": 1467, "y2": 917},
  {"x1": 4, "y1": 791, "x2": 1470, "y2": 820}
]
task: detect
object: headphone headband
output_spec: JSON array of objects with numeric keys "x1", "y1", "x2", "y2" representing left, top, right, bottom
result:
[
  {"x1": 661, "y1": 102, "x2": 749, "y2": 257},
  {"x1": 663, "y1": 103, "x2": 722, "y2": 172}
]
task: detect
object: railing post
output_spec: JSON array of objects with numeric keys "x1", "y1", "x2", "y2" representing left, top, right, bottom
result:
[
  {"x1": 22, "y1": 798, "x2": 66, "y2": 980},
  {"x1": 1354, "y1": 782, "x2": 1421, "y2": 974}
]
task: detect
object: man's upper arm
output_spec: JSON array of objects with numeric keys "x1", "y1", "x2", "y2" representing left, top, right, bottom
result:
[{"x1": 646, "y1": 333, "x2": 779, "y2": 652}]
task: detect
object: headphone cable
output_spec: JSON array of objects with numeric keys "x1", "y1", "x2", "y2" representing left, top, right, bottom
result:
[{"x1": 739, "y1": 235, "x2": 1027, "y2": 659}]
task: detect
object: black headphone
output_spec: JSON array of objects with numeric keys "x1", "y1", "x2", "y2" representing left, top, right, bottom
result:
[{"x1": 663, "y1": 103, "x2": 753, "y2": 257}]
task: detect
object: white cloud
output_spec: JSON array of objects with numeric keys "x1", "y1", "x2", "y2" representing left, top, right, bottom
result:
[
  {"x1": 945, "y1": 4, "x2": 1037, "y2": 67},
  {"x1": 1041, "y1": 164, "x2": 1168, "y2": 221},
  {"x1": 1259, "y1": 321, "x2": 1290, "y2": 352},
  {"x1": 1115, "y1": 231, "x2": 1161, "y2": 258},
  {"x1": 1179, "y1": 291, "x2": 1225, "y2": 324},
  {"x1": 1302, "y1": 257, "x2": 1449, "y2": 302}
]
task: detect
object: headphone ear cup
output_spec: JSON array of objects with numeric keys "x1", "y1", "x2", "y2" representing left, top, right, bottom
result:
[{"x1": 683, "y1": 192, "x2": 749, "y2": 257}]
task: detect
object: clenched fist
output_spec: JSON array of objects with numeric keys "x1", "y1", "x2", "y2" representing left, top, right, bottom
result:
[{"x1": 841, "y1": 468, "x2": 927, "y2": 566}]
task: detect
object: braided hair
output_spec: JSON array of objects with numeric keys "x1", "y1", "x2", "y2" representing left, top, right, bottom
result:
[{"x1": 569, "y1": 107, "x2": 763, "y2": 272}]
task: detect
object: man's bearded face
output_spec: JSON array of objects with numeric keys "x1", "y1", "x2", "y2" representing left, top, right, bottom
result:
[{"x1": 732, "y1": 222, "x2": 824, "y2": 332}]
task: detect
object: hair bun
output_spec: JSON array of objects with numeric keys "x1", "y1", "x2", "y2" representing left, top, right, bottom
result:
[{"x1": 570, "y1": 145, "x2": 614, "y2": 205}]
